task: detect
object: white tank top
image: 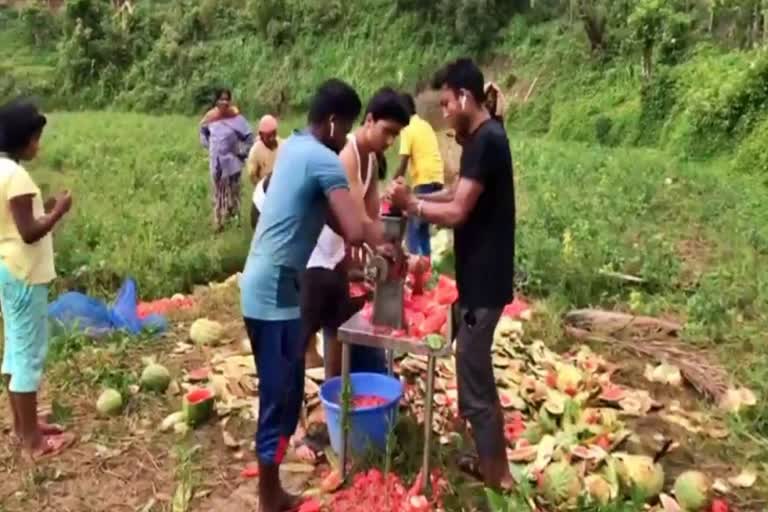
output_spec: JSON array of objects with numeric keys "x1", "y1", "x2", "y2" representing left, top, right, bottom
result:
[
  {"x1": 307, "y1": 134, "x2": 375, "y2": 270},
  {"x1": 252, "y1": 178, "x2": 266, "y2": 210}
]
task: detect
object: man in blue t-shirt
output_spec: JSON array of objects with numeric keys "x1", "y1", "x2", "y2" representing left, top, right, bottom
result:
[{"x1": 240, "y1": 79, "x2": 367, "y2": 512}]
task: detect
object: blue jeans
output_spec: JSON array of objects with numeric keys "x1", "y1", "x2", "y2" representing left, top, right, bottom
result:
[
  {"x1": 244, "y1": 317, "x2": 304, "y2": 465},
  {"x1": 407, "y1": 182, "x2": 443, "y2": 256}
]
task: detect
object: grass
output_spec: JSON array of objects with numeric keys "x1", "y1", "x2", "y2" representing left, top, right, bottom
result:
[
  {"x1": 515, "y1": 136, "x2": 768, "y2": 419},
  {"x1": 0, "y1": 110, "x2": 766, "y2": 509},
  {"x1": 27, "y1": 111, "x2": 288, "y2": 298},
  {"x1": 23, "y1": 111, "x2": 768, "y2": 432}
]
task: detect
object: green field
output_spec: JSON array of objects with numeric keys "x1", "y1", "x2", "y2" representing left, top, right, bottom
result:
[
  {"x1": 12, "y1": 110, "x2": 764, "y2": 510},
  {"x1": 3, "y1": 1, "x2": 768, "y2": 509},
  {"x1": 31, "y1": 111, "x2": 768, "y2": 434}
]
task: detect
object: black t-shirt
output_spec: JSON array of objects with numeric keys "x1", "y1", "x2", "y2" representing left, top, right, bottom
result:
[{"x1": 454, "y1": 118, "x2": 515, "y2": 309}]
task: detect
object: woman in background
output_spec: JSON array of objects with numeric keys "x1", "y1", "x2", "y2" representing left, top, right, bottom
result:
[
  {"x1": 0, "y1": 99, "x2": 75, "y2": 457},
  {"x1": 200, "y1": 88, "x2": 254, "y2": 231}
]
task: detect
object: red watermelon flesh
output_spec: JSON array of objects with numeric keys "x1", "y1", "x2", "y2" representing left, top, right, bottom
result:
[
  {"x1": 186, "y1": 388, "x2": 213, "y2": 404},
  {"x1": 187, "y1": 367, "x2": 209, "y2": 382},
  {"x1": 137, "y1": 296, "x2": 195, "y2": 319}
]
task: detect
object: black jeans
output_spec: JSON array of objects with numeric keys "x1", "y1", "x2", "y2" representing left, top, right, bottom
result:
[{"x1": 455, "y1": 305, "x2": 506, "y2": 460}]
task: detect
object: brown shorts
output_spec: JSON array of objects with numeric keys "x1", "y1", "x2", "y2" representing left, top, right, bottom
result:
[{"x1": 299, "y1": 264, "x2": 365, "y2": 344}]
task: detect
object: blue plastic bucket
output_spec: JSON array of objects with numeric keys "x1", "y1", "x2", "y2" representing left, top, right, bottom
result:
[{"x1": 320, "y1": 372, "x2": 403, "y2": 457}]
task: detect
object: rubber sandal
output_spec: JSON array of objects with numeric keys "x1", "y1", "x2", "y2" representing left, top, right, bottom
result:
[
  {"x1": 32, "y1": 432, "x2": 76, "y2": 460},
  {"x1": 39, "y1": 421, "x2": 65, "y2": 436},
  {"x1": 457, "y1": 453, "x2": 483, "y2": 481}
]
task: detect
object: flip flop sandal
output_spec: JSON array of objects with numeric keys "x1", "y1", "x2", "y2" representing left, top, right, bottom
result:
[
  {"x1": 457, "y1": 453, "x2": 483, "y2": 482},
  {"x1": 33, "y1": 432, "x2": 76, "y2": 460},
  {"x1": 39, "y1": 421, "x2": 65, "y2": 436},
  {"x1": 9, "y1": 421, "x2": 65, "y2": 445}
]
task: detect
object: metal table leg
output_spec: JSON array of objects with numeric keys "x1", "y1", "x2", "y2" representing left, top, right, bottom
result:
[
  {"x1": 422, "y1": 354, "x2": 436, "y2": 491},
  {"x1": 386, "y1": 349, "x2": 395, "y2": 376},
  {"x1": 339, "y1": 341, "x2": 352, "y2": 480}
]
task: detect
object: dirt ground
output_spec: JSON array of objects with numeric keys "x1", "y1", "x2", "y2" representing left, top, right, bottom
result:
[{"x1": 0, "y1": 283, "x2": 764, "y2": 512}]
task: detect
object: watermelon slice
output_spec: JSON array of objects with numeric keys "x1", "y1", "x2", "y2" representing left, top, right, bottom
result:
[
  {"x1": 183, "y1": 387, "x2": 215, "y2": 427},
  {"x1": 349, "y1": 282, "x2": 369, "y2": 299},
  {"x1": 503, "y1": 297, "x2": 530, "y2": 319},
  {"x1": 598, "y1": 383, "x2": 626, "y2": 403},
  {"x1": 186, "y1": 367, "x2": 210, "y2": 382}
]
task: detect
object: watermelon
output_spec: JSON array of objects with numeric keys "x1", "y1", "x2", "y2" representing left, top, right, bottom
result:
[
  {"x1": 186, "y1": 367, "x2": 210, "y2": 382},
  {"x1": 137, "y1": 296, "x2": 194, "y2": 319},
  {"x1": 420, "y1": 309, "x2": 447, "y2": 336},
  {"x1": 96, "y1": 388, "x2": 123, "y2": 416},
  {"x1": 434, "y1": 288, "x2": 457, "y2": 306},
  {"x1": 189, "y1": 318, "x2": 224, "y2": 346},
  {"x1": 599, "y1": 383, "x2": 626, "y2": 402},
  {"x1": 183, "y1": 387, "x2": 215, "y2": 426},
  {"x1": 140, "y1": 363, "x2": 171, "y2": 393},
  {"x1": 503, "y1": 297, "x2": 530, "y2": 319},
  {"x1": 349, "y1": 282, "x2": 369, "y2": 299}
]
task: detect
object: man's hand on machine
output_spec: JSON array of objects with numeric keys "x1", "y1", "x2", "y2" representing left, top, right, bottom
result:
[
  {"x1": 375, "y1": 242, "x2": 399, "y2": 262},
  {"x1": 387, "y1": 179, "x2": 415, "y2": 213}
]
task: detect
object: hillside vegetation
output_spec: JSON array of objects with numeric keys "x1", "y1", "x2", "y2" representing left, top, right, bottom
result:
[
  {"x1": 4, "y1": 0, "x2": 768, "y2": 171},
  {"x1": 2, "y1": 0, "x2": 767, "y2": 437}
]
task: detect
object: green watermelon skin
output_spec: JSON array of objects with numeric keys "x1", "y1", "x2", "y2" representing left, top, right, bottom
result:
[{"x1": 183, "y1": 388, "x2": 215, "y2": 426}]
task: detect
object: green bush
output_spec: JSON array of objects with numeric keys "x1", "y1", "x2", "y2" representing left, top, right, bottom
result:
[
  {"x1": 733, "y1": 116, "x2": 768, "y2": 175},
  {"x1": 19, "y1": 4, "x2": 62, "y2": 48},
  {"x1": 637, "y1": 68, "x2": 677, "y2": 145},
  {"x1": 594, "y1": 115, "x2": 614, "y2": 145}
]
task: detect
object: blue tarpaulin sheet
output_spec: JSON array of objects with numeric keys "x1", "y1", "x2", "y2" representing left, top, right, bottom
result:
[{"x1": 48, "y1": 278, "x2": 167, "y2": 337}]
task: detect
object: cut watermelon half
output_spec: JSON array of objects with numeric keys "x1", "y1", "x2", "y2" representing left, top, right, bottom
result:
[
  {"x1": 186, "y1": 367, "x2": 210, "y2": 382},
  {"x1": 183, "y1": 387, "x2": 215, "y2": 427}
]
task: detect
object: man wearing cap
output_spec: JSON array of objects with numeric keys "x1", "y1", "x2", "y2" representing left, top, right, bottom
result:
[{"x1": 247, "y1": 114, "x2": 282, "y2": 230}]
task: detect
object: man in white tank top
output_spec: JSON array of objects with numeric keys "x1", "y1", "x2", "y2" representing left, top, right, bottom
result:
[{"x1": 300, "y1": 88, "x2": 411, "y2": 379}]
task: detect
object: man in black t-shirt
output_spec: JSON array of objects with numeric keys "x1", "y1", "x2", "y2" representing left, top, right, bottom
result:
[{"x1": 389, "y1": 58, "x2": 515, "y2": 492}]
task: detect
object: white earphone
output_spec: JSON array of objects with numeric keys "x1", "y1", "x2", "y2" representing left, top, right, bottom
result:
[
  {"x1": 330, "y1": 121, "x2": 335, "y2": 138},
  {"x1": 460, "y1": 94, "x2": 467, "y2": 111}
]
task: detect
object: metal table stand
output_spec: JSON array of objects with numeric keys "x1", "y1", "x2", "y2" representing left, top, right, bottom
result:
[{"x1": 337, "y1": 310, "x2": 453, "y2": 491}]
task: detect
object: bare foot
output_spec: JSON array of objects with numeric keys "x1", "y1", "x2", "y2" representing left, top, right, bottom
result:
[
  {"x1": 30, "y1": 432, "x2": 76, "y2": 460},
  {"x1": 290, "y1": 428, "x2": 318, "y2": 464},
  {"x1": 13, "y1": 421, "x2": 64, "y2": 445},
  {"x1": 293, "y1": 443, "x2": 317, "y2": 464}
]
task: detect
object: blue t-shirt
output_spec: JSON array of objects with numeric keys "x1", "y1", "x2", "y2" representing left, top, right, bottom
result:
[{"x1": 240, "y1": 131, "x2": 349, "y2": 320}]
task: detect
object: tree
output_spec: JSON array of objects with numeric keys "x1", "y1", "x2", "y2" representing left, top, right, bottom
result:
[
  {"x1": 628, "y1": 0, "x2": 689, "y2": 78},
  {"x1": 575, "y1": 0, "x2": 608, "y2": 52}
]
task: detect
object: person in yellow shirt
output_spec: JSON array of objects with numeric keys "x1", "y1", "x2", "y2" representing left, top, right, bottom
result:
[
  {"x1": 246, "y1": 115, "x2": 282, "y2": 229},
  {"x1": 396, "y1": 94, "x2": 444, "y2": 259},
  {"x1": 0, "y1": 99, "x2": 74, "y2": 457}
]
